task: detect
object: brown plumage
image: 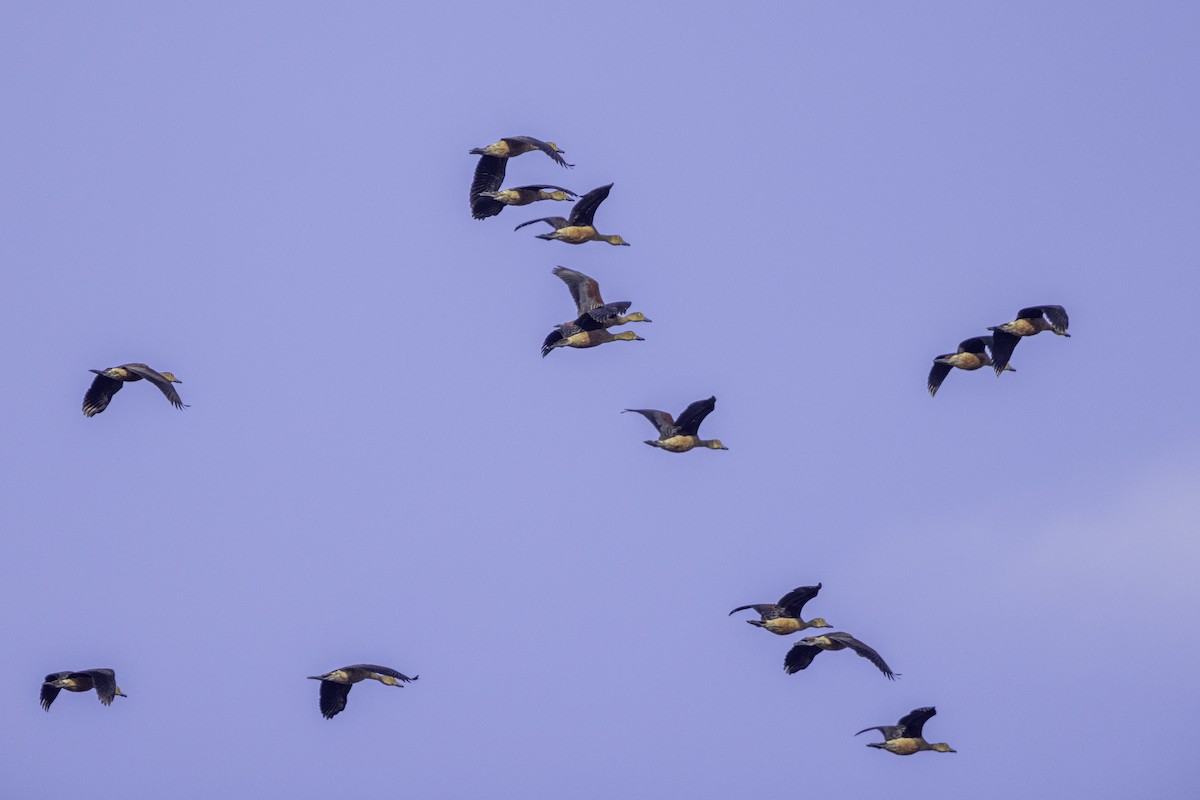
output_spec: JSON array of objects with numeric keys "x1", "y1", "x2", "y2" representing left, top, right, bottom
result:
[
  {"x1": 729, "y1": 584, "x2": 831, "y2": 635},
  {"x1": 514, "y1": 184, "x2": 629, "y2": 246},
  {"x1": 784, "y1": 631, "x2": 896, "y2": 679},
  {"x1": 857, "y1": 706, "x2": 956, "y2": 755},
  {"x1": 623, "y1": 396, "x2": 727, "y2": 452},
  {"x1": 82, "y1": 363, "x2": 186, "y2": 417},
  {"x1": 928, "y1": 336, "x2": 1013, "y2": 397},
  {"x1": 41, "y1": 669, "x2": 127, "y2": 710},
  {"x1": 986, "y1": 305, "x2": 1070, "y2": 375},
  {"x1": 307, "y1": 664, "x2": 417, "y2": 719},
  {"x1": 541, "y1": 267, "x2": 650, "y2": 357}
]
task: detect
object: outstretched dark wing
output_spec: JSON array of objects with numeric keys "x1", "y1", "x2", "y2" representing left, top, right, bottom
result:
[
  {"x1": 541, "y1": 329, "x2": 567, "y2": 358},
  {"x1": 957, "y1": 337, "x2": 989, "y2": 355},
  {"x1": 896, "y1": 706, "x2": 937, "y2": 739},
  {"x1": 123, "y1": 364, "x2": 186, "y2": 410},
  {"x1": 553, "y1": 266, "x2": 605, "y2": 314},
  {"x1": 927, "y1": 361, "x2": 952, "y2": 397},
  {"x1": 784, "y1": 642, "x2": 822, "y2": 674},
  {"x1": 778, "y1": 584, "x2": 821, "y2": 617},
  {"x1": 83, "y1": 373, "x2": 123, "y2": 417},
  {"x1": 81, "y1": 669, "x2": 120, "y2": 705},
  {"x1": 622, "y1": 408, "x2": 676, "y2": 437},
  {"x1": 40, "y1": 672, "x2": 71, "y2": 711},
  {"x1": 674, "y1": 396, "x2": 717, "y2": 437},
  {"x1": 470, "y1": 155, "x2": 507, "y2": 219},
  {"x1": 728, "y1": 603, "x2": 781, "y2": 619},
  {"x1": 988, "y1": 331, "x2": 1020, "y2": 376},
  {"x1": 577, "y1": 302, "x2": 632, "y2": 331},
  {"x1": 510, "y1": 184, "x2": 577, "y2": 195},
  {"x1": 1038, "y1": 305, "x2": 1069, "y2": 334},
  {"x1": 350, "y1": 664, "x2": 418, "y2": 683},
  {"x1": 507, "y1": 136, "x2": 573, "y2": 167},
  {"x1": 567, "y1": 184, "x2": 613, "y2": 227},
  {"x1": 318, "y1": 680, "x2": 352, "y2": 719},
  {"x1": 855, "y1": 723, "x2": 904, "y2": 740},
  {"x1": 829, "y1": 632, "x2": 896, "y2": 680},
  {"x1": 515, "y1": 216, "x2": 568, "y2": 232}
]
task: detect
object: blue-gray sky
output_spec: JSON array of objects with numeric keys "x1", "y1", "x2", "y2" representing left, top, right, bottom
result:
[{"x1": 3, "y1": 2, "x2": 1199, "y2": 797}]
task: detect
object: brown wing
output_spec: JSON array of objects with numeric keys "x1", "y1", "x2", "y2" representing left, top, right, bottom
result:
[
  {"x1": 123, "y1": 364, "x2": 186, "y2": 410},
  {"x1": 728, "y1": 603, "x2": 782, "y2": 619},
  {"x1": 567, "y1": 184, "x2": 613, "y2": 227},
  {"x1": 622, "y1": 408, "x2": 676, "y2": 437},
  {"x1": 507, "y1": 136, "x2": 573, "y2": 167},
  {"x1": 552, "y1": 266, "x2": 605, "y2": 314},
  {"x1": 515, "y1": 216, "x2": 568, "y2": 232},
  {"x1": 828, "y1": 632, "x2": 897, "y2": 680}
]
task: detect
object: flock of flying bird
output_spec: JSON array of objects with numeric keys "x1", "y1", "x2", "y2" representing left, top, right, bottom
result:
[{"x1": 51, "y1": 134, "x2": 1071, "y2": 749}]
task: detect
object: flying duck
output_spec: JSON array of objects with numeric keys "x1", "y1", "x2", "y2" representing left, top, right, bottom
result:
[
  {"x1": 307, "y1": 664, "x2": 418, "y2": 719},
  {"x1": 514, "y1": 183, "x2": 629, "y2": 246},
  {"x1": 784, "y1": 632, "x2": 896, "y2": 679},
  {"x1": 469, "y1": 153, "x2": 577, "y2": 219},
  {"x1": 469, "y1": 136, "x2": 572, "y2": 167},
  {"x1": 729, "y1": 584, "x2": 831, "y2": 634},
  {"x1": 928, "y1": 336, "x2": 1014, "y2": 397},
  {"x1": 986, "y1": 305, "x2": 1070, "y2": 375},
  {"x1": 41, "y1": 669, "x2": 127, "y2": 710},
  {"x1": 856, "y1": 706, "x2": 956, "y2": 755},
  {"x1": 623, "y1": 396, "x2": 727, "y2": 452},
  {"x1": 541, "y1": 267, "x2": 650, "y2": 356},
  {"x1": 82, "y1": 363, "x2": 186, "y2": 417}
]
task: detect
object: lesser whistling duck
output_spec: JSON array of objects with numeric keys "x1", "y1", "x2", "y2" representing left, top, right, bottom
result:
[
  {"x1": 469, "y1": 154, "x2": 578, "y2": 220},
  {"x1": 986, "y1": 305, "x2": 1070, "y2": 375},
  {"x1": 82, "y1": 363, "x2": 186, "y2": 417},
  {"x1": 784, "y1": 631, "x2": 896, "y2": 680},
  {"x1": 856, "y1": 706, "x2": 956, "y2": 755},
  {"x1": 41, "y1": 669, "x2": 127, "y2": 710},
  {"x1": 515, "y1": 183, "x2": 629, "y2": 246},
  {"x1": 623, "y1": 396, "x2": 728, "y2": 452},
  {"x1": 928, "y1": 336, "x2": 1014, "y2": 397},
  {"x1": 541, "y1": 267, "x2": 651, "y2": 357},
  {"x1": 307, "y1": 664, "x2": 418, "y2": 719},
  {"x1": 541, "y1": 307, "x2": 644, "y2": 356},
  {"x1": 469, "y1": 136, "x2": 572, "y2": 167},
  {"x1": 729, "y1": 584, "x2": 831, "y2": 635}
]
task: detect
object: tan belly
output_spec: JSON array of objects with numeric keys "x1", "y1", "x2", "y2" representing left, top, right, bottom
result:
[
  {"x1": 658, "y1": 435, "x2": 698, "y2": 453},
  {"x1": 885, "y1": 739, "x2": 921, "y2": 756},
  {"x1": 764, "y1": 618, "x2": 802, "y2": 635},
  {"x1": 554, "y1": 226, "x2": 596, "y2": 244},
  {"x1": 948, "y1": 353, "x2": 984, "y2": 371},
  {"x1": 564, "y1": 331, "x2": 600, "y2": 349}
]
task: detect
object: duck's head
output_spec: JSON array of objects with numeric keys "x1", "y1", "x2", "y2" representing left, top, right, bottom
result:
[
  {"x1": 614, "y1": 332, "x2": 643, "y2": 342},
  {"x1": 606, "y1": 235, "x2": 630, "y2": 246},
  {"x1": 931, "y1": 743, "x2": 956, "y2": 753},
  {"x1": 160, "y1": 372, "x2": 182, "y2": 384},
  {"x1": 546, "y1": 141, "x2": 564, "y2": 153},
  {"x1": 808, "y1": 617, "x2": 832, "y2": 629},
  {"x1": 546, "y1": 190, "x2": 574, "y2": 201},
  {"x1": 623, "y1": 312, "x2": 651, "y2": 323},
  {"x1": 704, "y1": 439, "x2": 729, "y2": 451}
]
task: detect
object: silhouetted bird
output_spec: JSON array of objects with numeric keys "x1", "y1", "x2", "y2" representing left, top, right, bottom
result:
[
  {"x1": 784, "y1": 632, "x2": 896, "y2": 679},
  {"x1": 82, "y1": 363, "x2": 186, "y2": 417},
  {"x1": 623, "y1": 396, "x2": 727, "y2": 452},
  {"x1": 987, "y1": 305, "x2": 1070, "y2": 375},
  {"x1": 928, "y1": 336, "x2": 1014, "y2": 397},
  {"x1": 515, "y1": 183, "x2": 629, "y2": 246},
  {"x1": 41, "y1": 669, "x2": 127, "y2": 710},
  {"x1": 729, "y1": 584, "x2": 831, "y2": 634},
  {"x1": 307, "y1": 664, "x2": 417, "y2": 719},
  {"x1": 856, "y1": 706, "x2": 956, "y2": 755}
]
